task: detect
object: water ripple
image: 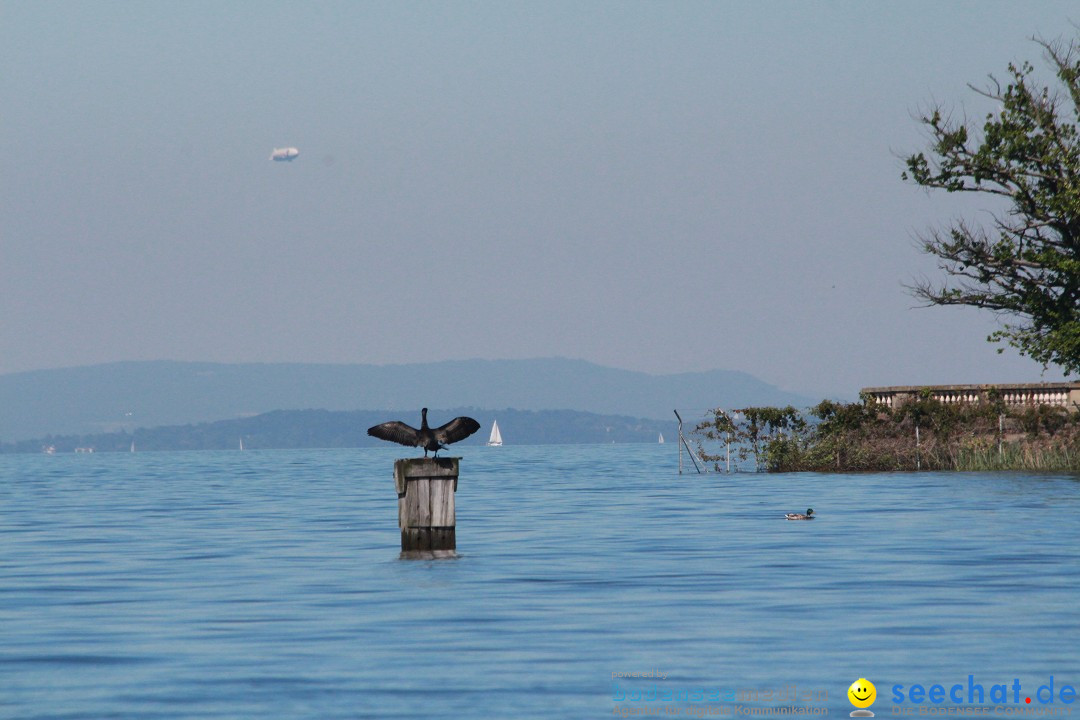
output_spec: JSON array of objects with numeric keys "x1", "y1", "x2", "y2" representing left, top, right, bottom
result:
[{"x1": 2, "y1": 447, "x2": 1079, "y2": 718}]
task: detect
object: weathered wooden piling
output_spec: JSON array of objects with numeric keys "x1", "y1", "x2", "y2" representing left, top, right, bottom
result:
[{"x1": 394, "y1": 457, "x2": 458, "y2": 555}]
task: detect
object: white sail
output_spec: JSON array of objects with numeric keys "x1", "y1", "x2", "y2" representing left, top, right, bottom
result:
[
  {"x1": 487, "y1": 420, "x2": 503, "y2": 446},
  {"x1": 658, "y1": 433, "x2": 664, "y2": 444}
]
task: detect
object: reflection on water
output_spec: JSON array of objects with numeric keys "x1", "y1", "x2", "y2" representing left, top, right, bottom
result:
[{"x1": 1, "y1": 446, "x2": 1078, "y2": 718}]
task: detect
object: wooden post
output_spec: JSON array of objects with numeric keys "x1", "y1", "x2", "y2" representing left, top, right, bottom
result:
[{"x1": 395, "y1": 457, "x2": 459, "y2": 556}]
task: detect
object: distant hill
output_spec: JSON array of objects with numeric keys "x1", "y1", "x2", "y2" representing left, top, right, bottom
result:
[
  {"x1": 2, "y1": 408, "x2": 676, "y2": 453},
  {"x1": 0, "y1": 358, "x2": 812, "y2": 441}
]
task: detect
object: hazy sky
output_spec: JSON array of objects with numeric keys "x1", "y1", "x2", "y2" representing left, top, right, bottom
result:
[{"x1": 3, "y1": 1, "x2": 1077, "y2": 397}]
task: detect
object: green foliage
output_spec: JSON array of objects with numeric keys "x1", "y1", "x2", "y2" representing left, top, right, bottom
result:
[
  {"x1": 955, "y1": 442, "x2": 1080, "y2": 472},
  {"x1": 904, "y1": 34, "x2": 1080, "y2": 376},
  {"x1": 1017, "y1": 404, "x2": 1070, "y2": 437},
  {"x1": 693, "y1": 396, "x2": 1080, "y2": 472},
  {"x1": 694, "y1": 405, "x2": 807, "y2": 472}
]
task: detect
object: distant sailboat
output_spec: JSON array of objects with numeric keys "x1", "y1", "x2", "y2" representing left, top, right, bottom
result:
[
  {"x1": 239, "y1": 437, "x2": 244, "y2": 451},
  {"x1": 658, "y1": 433, "x2": 664, "y2": 444},
  {"x1": 130, "y1": 440, "x2": 136, "y2": 453},
  {"x1": 487, "y1": 420, "x2": 503, "y2": 446}
]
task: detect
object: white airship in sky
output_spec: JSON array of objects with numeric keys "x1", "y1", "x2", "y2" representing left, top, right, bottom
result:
[{"x1": 270, "y1": 147, "x2": 300, "y2": 161}]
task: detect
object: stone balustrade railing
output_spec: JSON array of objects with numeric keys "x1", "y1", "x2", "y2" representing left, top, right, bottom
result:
[{"x1": 861, "y1": 383, "x2": 1080, "y2": 410}]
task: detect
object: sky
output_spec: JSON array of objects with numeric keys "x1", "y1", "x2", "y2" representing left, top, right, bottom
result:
[{"x1": 2, "y1": 1, "x2": 1078, "y2": 398}]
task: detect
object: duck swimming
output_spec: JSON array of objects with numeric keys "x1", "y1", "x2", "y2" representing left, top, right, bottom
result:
[
  {"x1": 785, "y1": 508, "x2": 814, "y2": 520},
  {"x1": 367, "y1": 408, "x2": 481, "y2": 457}
]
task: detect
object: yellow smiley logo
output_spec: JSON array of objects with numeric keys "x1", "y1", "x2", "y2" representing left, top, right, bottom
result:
[{"x1": 848, "y1": 678, "x2": 876, "y2": 708}]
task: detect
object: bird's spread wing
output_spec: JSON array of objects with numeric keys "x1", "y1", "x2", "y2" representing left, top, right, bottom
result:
[
  {"x1": 367, "y1": 421, "x2": 420, "y2": 447},
  {"x1": 433, "y1": 416, "x2": 481, "y2": 445}
]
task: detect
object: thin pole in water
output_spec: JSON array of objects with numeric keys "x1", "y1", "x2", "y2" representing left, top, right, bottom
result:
[
  {"x1": 675, "y1": 410, "x2": 684, "y2": 475},
  {"x1": 999, "y1": 413, "x2": 1004, "y2": 461},
  {"x1": 915, "y1": 423, "x2": 921, "y2": 471},
  {"x1": 674, "y1": 410, "x2": 702, "y2": 474}
]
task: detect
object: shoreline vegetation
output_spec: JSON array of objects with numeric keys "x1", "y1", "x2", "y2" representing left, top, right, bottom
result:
[{"x1": 693, "y1": 392, "x2": 1080, "y2": 473}]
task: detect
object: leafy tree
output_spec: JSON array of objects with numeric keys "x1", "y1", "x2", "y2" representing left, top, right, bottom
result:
[
  {"x1": 904, "y1": 34, "x2": 1080, "y2": 375},
  {"x1": 694, "y1": 405, "x2": 807, "y2": 471}
]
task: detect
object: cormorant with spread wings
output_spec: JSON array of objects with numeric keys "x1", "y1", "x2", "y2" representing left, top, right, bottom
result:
[{"x1": 367, "y1": 408, "x2": 481, "y2": 457}]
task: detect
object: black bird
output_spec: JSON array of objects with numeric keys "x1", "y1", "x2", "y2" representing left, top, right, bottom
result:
[{"x1": 367, "y1": 408, "x2": 481, "y2": 457}]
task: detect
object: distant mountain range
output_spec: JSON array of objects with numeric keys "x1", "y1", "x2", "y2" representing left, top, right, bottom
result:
[
  {"x1": 2, "y1": 408, "x2": 678, "y2": 453},
  {"x1": 0, "y1": 358, "x2": 813, "y2": 442}
]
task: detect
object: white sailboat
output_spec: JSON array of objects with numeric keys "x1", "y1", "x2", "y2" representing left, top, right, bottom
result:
[
  {"x1": 658, "y1": 433, "x2": 664, "y2": 444},
  {"x1": 487, "y1": 420, "x2": 503, "y2": 446},
  {"x1": 239, "y1": 437, "x2": 244, "y2": 451}
]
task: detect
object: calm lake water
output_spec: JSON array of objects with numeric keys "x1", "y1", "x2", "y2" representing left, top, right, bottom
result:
[{"x1": 2, "y1": 445, "x2": 1079, "y2": 719}]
